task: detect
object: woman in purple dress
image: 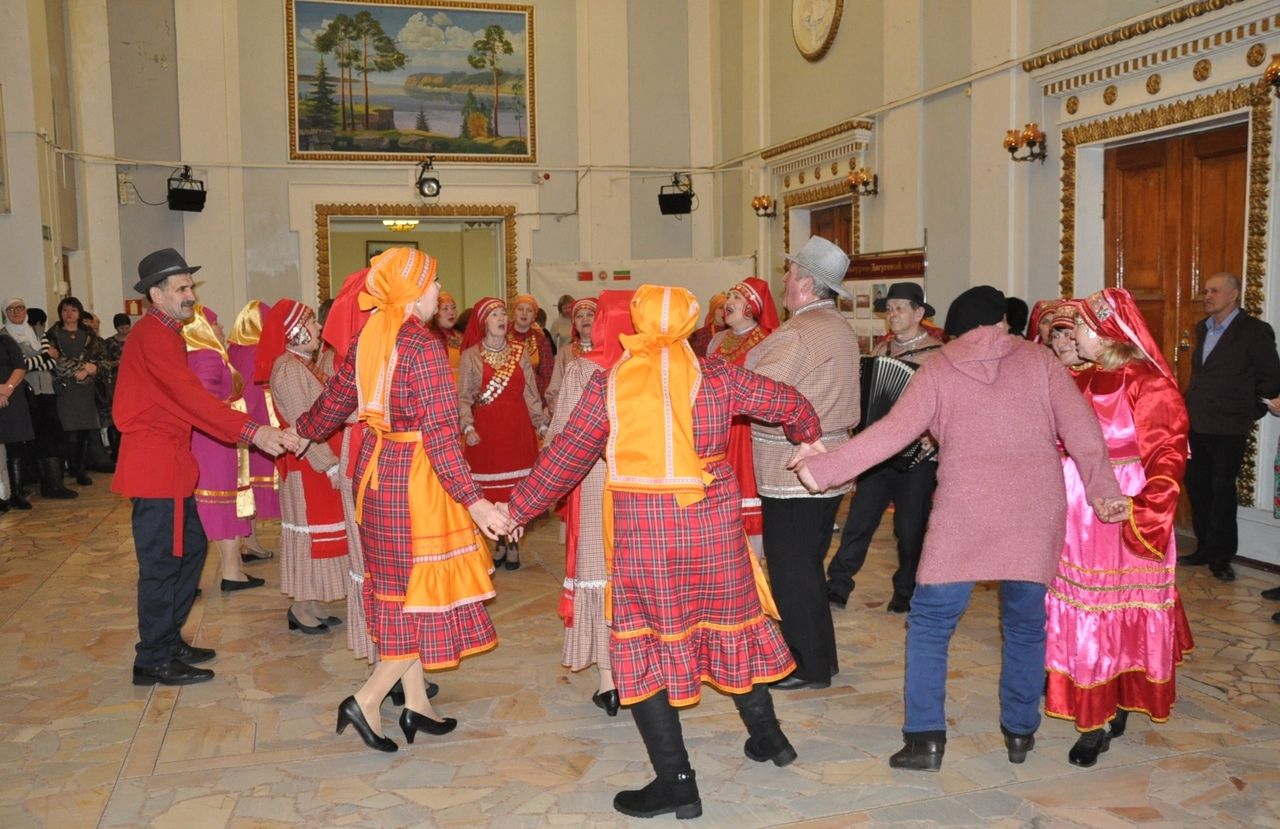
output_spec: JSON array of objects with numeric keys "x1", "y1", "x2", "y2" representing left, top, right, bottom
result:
[{"x1": 184, "y1": 306, "x2": 263, "y2": 592}]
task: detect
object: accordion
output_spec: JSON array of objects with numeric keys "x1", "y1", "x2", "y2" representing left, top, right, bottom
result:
[{"x1": 855, "y1": 355, "x2": 937, "y2": 471}]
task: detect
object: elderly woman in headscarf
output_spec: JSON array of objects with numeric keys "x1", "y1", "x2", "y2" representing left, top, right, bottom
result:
[
  {"x1": 706, "y1": 277, "x2": 780, "y2": 557},
  {"x1": 295, "y1": 247, "x2": 507, "y2": 754},
  {"x1": 184, "y1": 306, "x2": 262, "y2": 593},
  {"x1": 504, "y1": 284, "x2": 824, "y2": 820},
  {"x1": 543, "y1": 296, "x2": 598, "y2": 417},
  {"x1": 3, "y1": 298, "x2": 75, "y2": 503},
  {"x1": 507, "y1": 293, "x2": 555, "y2": 398},
  {"x1": 429, "y1": 290, "x2": 464, "y2": 375},
  {"x1": 544, "y1": 289, "x2": 634, "y2": 718},
  {"x1": 226, "y1": 301, "x2": 281, "y2": 562},
  {"x1": 255, "y1": 300, "x2": 349, "y2": 634},
  {"x1": 1045, "y1": 288, "x2": 1195, "y2": 768},
  {"x1": 1028, "y1": 298, "x2": 1064, "y2": 346},
  {"x1": 457, "y1": 296, "x2": 544, "y2": 569},
  {"x1": 687, "y1": 290, "x2": 728, "y2": 357}
]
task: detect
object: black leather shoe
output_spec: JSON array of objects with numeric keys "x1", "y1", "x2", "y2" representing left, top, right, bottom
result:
[
  {"x1": 1108, "y1": 709, "x2": 1129, "y2": 739},
  {"x1": 772, "y1": 675, "x2": 830, "y2": 691},
  {"x1": 887, "y1": 594, "x2": 911, "y2": 614},
  {"x1": 320, "y1": 616, "x2": 343, "y2": 627},
  {"x1": 827, "y1": 590, "x2": 848, "y2": 609},
  {"x1": 889, "y1": 738, "x2": 945, "y2": 771},
  {"x1": 504, "y1": 541, "x2": 521, "y2": 571},
  {"x1": 387, "y1": 680, "x2": 439, "y2": 707},
  {"x1": 132, "y1": 659, "x2": 214, "y2": 686},
  {"x1": 1001, "y1": 726, "x2": 1035, "y2": 763},
  {"x1": 592, "y1": 689, "x2": 620, "y2": 717},
  {"x1": 220, "y1": 574, "x2": 266, "y2": 592},
  {"x1": 1068, "y1": 728, "x2": 1110, "y2": 767},
  {"x1": 336, "y1": 696, "x2": 397, "y2": 752},
  {"x1": 1273, "y1": 610, "x2": 1280, "y2": 624},
  {"x1": 172, "y1": 641, "x2": 216, "y2": 665},
  {"x1": 398, "y1": 707, "x2": 457, "y2": 743},
  {"x1": 240, "y1": 548, "x2": 273, "y2": 564},
  {"x1": 287, "y1": 608, "x2": 329, "y2": 634},
  {"x1": 1211, "y1": 564, "x2": 1236, "y2": 582},
  {"x1": 613, "y1": 772, "x2": 702, "y2": 820},
  {"x1": 1262, "y1": 586, "x2": 1280, "y2": 601},
  {"x1": 1177, "y1": 551, "x2": 1211, "y2": 566}
]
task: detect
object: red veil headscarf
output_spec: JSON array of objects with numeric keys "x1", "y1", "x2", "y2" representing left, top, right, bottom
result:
[
  {"x1": 560, "y1": 289, "x2": 635, "y2": 625},
  {"x1": 254, "y1": 300, "x2": 314, "y2": 383},
  {"x1": 460, "y1": 297, "x2": 507, "y2": 351},
  {"x1": 322, "y1": 268, "x2": 372, "y2": 364},
  {"x1": 1028, "y1": 299, "x2": 1064, "y2": 344},
  {"x1": 730, "y1": 277, "x2": 780, "y2": 333},
  {"x1": 1077, "y1": 287, "x2": 1174, "y2": 380}
]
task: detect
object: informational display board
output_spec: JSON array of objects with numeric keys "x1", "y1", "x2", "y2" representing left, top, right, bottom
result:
[{"x1": 841, "y1": 248, "x2": 929, "y2": 352}]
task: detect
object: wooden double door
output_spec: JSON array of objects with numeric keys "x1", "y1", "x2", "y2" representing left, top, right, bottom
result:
[{"x1": 1104, "y1": 122, "x2": 1248, "y2": 390}]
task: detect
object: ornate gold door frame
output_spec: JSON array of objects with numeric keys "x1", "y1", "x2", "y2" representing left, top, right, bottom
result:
[
  {"x1": 783, "y1": 181, "x2": 861, "y2": 256},
  {"x1": 1058, "y1": 81, "x2": 1272, "y2": 504},
  {"x1": 314, "y1": 202, "x2": 518, "y2": 302}
]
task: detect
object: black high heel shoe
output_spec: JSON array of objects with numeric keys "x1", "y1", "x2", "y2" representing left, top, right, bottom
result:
[
  {"x1": 504, "y1": 540, "x2": 521, "y2": 571},
  {"x1": 336, "y1": 696, "x2": 397, "y2": 752},
  {"x1": 492, "y1": 538, "x2": 508, "y2": 568},
  {"x1": 387, "y1": 679, "x2": 439, "y2": 706},
  {"x1": 398, "y1": 708, "x2": 457, "y2": 743},
  {"x1": 592, "y1": 689, "x2": 620, "y2": 717},
  {"x1": 287, "y1": 608, "x2": 329, "y2": 635}
]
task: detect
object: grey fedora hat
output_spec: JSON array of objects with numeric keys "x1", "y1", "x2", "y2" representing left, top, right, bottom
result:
[
  {"x1": 135, "y1": 248, "x2": 200, "y2": 295},
  {"x1": 784, "y1": 236, "x2": 851, "y2": 298}
]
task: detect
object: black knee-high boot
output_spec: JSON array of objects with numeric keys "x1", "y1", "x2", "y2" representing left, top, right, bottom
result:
[
  {"x1": 5, "y1": 453, "x2": 31, "y2": 509},
  {"x1": 68, "y1": 431, "x2": 92, "y2": 486},
  {"x1": 613, "y1": 691, "x2": 702, "y2": 820},
  {"x1": 734, "y1": 685, "x2": 797, "y2": 766}
]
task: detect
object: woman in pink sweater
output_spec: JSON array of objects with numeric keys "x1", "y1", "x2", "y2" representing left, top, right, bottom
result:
[{"x1": 793, "y1": 286, "x2": 1127, "y2": 773}]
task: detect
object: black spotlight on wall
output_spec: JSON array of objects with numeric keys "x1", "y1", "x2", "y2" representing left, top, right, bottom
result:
[
  {"x1": 658, "y1": 173, "x2": 694, "y2": 215},
  {"x1": 166, "y1": 166, "x2": 206, "y2": 212},
  {"x1": 415, "y1": 157, "x2": 441, "y2": 198}
]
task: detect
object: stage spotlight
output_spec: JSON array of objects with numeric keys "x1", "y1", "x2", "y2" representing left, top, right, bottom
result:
[
  {"x1": 658, "y1": 173, "x2": 694, "y2": 215},
  {"x1": 167, "y1": 166, "x2": 206, "y2": 212},
  {"x1": 415, "y1": 158, "x2": 441, "y2": 198}
]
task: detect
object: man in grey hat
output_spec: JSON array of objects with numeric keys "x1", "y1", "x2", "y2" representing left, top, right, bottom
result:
[
  {"x1": 745, "y1": 235, "x2": 861, "y2": 690},
  {"x1": 113, "y1": 248, "x2": 301, "y2": 686}
]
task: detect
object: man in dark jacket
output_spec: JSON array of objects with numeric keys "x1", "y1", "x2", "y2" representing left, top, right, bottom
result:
[{"x1": 1180, "y1": 272, "x2": 1280, "y2": 581}]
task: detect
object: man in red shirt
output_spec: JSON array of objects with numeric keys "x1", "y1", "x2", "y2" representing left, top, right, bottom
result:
[{"x1": 113, "y1": 249, "x2": 299, "y2": 686}]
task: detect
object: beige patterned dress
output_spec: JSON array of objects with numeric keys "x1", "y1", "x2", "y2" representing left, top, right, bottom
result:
[
  {"x1": 547, "y1": 357, "x2": 610, "y2": 672},
  {"x1": 270, "y1": 353, "x2": 349, "y2": 604}
]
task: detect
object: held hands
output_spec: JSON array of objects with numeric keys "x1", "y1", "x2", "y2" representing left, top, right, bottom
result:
[
  {"x1": 496, "y1": 502, "x2": 523, "y2": 542},
  {"x1": 786, "y1": 440, "x2": 827, "y2": 494},
  {"x1": 281, "y1": 426, "x2": 312, "y2": 457},
  {"x1": 465, "y1": 428, "x2": 481, "y2": 447},
  {"x1": 252, "y1": 425, "x2": 304, "y2": 457},
  {"x1": 468, "y1": 498, "x2": 516, "y2": 541},
  {"x1": 1092, "y1": 496, "x2": 1130, "y2": 524}
]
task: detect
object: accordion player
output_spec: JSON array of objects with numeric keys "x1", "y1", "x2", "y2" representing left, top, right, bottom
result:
[{"x1": 856, "y1": 353, "x2": 939, "y2": 471}]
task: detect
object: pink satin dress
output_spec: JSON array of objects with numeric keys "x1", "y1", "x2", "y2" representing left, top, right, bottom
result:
[{"x1": 1045, "y1": 365, "x2": 1194, "y2": 730}]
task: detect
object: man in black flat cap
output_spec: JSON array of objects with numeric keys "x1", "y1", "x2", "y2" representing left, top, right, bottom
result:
[
  {"x1": 827, "y1": 282, "x2": 942, "y2": 614},
  {"x1": 113, "y1": 248, "x2": 301, "y2": 686}
]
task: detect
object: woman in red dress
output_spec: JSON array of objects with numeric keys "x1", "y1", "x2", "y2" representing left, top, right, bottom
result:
[
  {"x1": 706, "y1": 277, "x2": 779, "y2": 557},
  {"x1": 457, "y1": 297, "x2": 544, "y2": 569},
  {"x1": 430, "y1": 291, "x2": 463, "y2": 376},
  {"x1": 687, "y1": 291, "x2": 728, "y2": 357},
  {"x1": 295, "y1": 247, "x2": 508, "y2": 754},
  {"x1": 505, "y1": 284, "x2": 824, "y2": 820}
]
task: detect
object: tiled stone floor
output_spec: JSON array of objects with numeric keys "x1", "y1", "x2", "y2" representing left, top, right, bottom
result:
[{"x1": 2, "y1": 476, "x2": 1278, "y2": 827}]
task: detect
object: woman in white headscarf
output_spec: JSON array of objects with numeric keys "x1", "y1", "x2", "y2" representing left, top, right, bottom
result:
[{"x1": 3, "y1": 298, "x2": 76, "y2": 501}]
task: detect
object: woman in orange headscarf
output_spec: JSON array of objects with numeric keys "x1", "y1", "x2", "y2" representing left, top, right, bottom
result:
[
  {"x1": 707, "y1": 277, "x2": 780, "y2": 556},
  {"x1": 429, "y1": 290, "x2": 463, "y2": 375},
  {"x1": 687, "y1": 290, "x2": 728, "y2": 357},
  {"x1": 295, "y1": 247, "x2": 508, "y2": 754},
  {"x1": 507, "y1": 293, "x2": 554, "y2": 398},
  {"x1": 505, "y1": 285, "x2": 824, "y2": 820}
]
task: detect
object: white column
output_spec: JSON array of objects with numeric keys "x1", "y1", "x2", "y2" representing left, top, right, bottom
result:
[
  {"x1": 66, "y1": 0, "x2": 123, "y2": 319},
  {"x1": 575, "y1": 0, "x2": 630, "y2": 261},
  {"x1": 879, "y1": 0, "x2": 924, "y2": 250},
  {"x1": 968, "y1": 0, "x2": 1030, "y2": 294},
  {"x1": 687, "y1": 0, "x2": 716, "y2": 258},
  {"x1": 0, "y1": 0, "x2": 46, "y2": 302},
  {"x1": 174, "y1": 0, "x2": 247, "y2": 317}
]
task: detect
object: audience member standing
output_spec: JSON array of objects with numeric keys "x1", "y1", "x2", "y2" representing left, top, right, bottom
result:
[
  {"x1": 1179, "y1": 272, "x2": 1280, "y2": 581},
  {"x1": 46, "y1": 297, "x2": 109, "y2": 485},
  {"x1": 746, "y1": 236, "x2": 861, "y2": 690},
  {"x1": 101, "y1": 313, "x2": 133, "y2": 460},
  {"x1": 0, "y1": 329, "x2": 34, "y2": 510},
  {"x1": 550, "y1": 294, "x2": 576, "y2": 350},
  {"x1": 3, "y1": 298, "x2": 72, "y2": 502}
]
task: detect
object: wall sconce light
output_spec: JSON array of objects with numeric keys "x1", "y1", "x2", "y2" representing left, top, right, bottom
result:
[
  {"x1": 846, "y1": 167, "x2": 878, "y2": 197},
  {"x1": 1264, "y1": 53, "x2": 1280, "y2": 97},
  {"x1": 415, "y1": 157, "x2": 441, "y2": 198},
  {"x1": 1005, "y1": 123, "x2": 1047, "y2": 163},
  {"x1": 382, "y1": 219, "x2": 420, "y2": 232},
  {"x1": 751, "y1": 195, "x2": 777, "y2": 218}
]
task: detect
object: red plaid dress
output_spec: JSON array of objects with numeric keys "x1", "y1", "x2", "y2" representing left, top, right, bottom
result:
[
  {"x1": 296, "y1": 322, "x2": 497, "y2": 667},
  {"x1": 508, "y1": 358, "x2": 822, "y2": 706}
]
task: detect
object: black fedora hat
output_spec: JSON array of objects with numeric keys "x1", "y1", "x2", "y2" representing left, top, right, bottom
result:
[
  {"x1": 873, "y1": 282, "x2": 935, "y2": 318},
  {"x1": 135, "y1": 248, "x2": 200, "y2": 295}
]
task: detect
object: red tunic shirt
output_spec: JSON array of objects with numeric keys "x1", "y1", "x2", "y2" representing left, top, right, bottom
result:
[{"x1": 112, "y1": 306, "x2": 257, "y2": 500}]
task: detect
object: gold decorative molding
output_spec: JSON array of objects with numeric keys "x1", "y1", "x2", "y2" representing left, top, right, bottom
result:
[
  {"x1": 1023, "y1": 0, "x2": 1244, "y2": 72},
  {"x1": 1146, "y1": 73, "x2": 1163, "y2": 95},
  {"x1": 1066, "y1": 95, "x2": 1080, "y2": 114},
  {"x1": 761, "y1": 119, "x2": 874, "y2": 161},
  {"x1": 314, "y1": 202, "x2": 518, "y2": 302},
  {"x1": 1037, "y1": 8, "x2": 1280, "y2": 96},
  {"x1": 782, "y1": 181, "x2": 860, "y2": 262},
  {"x1": 831, "y1": 161, "x2": 839, "y2": 175},
  {"x1": 814, "y1": 166, "x2": 822, "y2": 180},
  {"x1": 1247, "y1": 42, "x2": 1267, "y2": 66},
  {"x1": 1103, "y1": 84, "x2": 1119, "y2": 105},
  {"x1": 798, "y1": 171, "x2": 806, "y2": 184},
  {"x1": 1193, "y1": 57, "x2": 1213, "y2": 81},
  {"x1": 1057, "y1": 82, "x2": 1270, "y2": 505}
]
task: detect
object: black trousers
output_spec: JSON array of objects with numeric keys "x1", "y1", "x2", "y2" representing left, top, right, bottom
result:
[
  {"x1": 1185, "y1": 430, "x2": 1247, "y2": 568},
  {"x1": 132, "y1": 497, "x2": 207, "y2": 668},
  {"x1": 761, "y1": 495, "x2": 841, "y2": 682},
  {"x1": 826, "y1": 460, "x2": 937, "y2": 602}
]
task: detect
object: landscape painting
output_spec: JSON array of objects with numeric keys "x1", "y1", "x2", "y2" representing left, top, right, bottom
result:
[{"x1": 287, "y1": 1, "x2": 535, "y2": 162}]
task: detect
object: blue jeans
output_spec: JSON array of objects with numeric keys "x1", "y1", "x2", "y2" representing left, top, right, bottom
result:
[{"x1": 903, "y1": 580, "x2": 1047, "y2": 737}]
